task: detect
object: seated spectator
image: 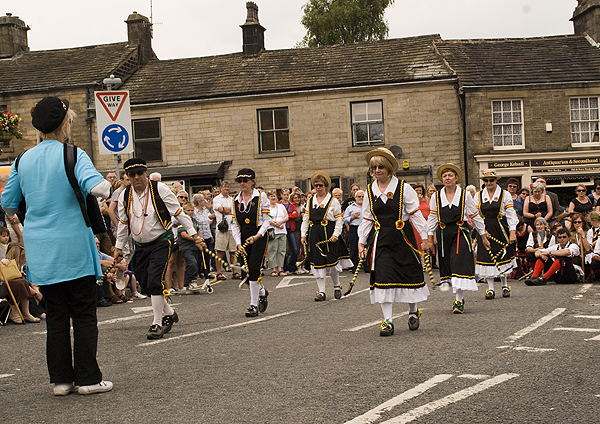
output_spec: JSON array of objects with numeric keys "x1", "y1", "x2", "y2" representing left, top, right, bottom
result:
[
  {"x1": 0, "y1": 227, "x2": 39, "y2": 323},
  {"x1": 568, "y1": 184, "x2": 595, "y2": 216},
  {"x1": 525, "y1": 217, "x2": 554, "y2": 265},
  {"x1": 525, "y1": 228, "x2": 581, "y2": 285},
  {"x1": 585, "y1": 211, "x2": 600, "y2": 283}
]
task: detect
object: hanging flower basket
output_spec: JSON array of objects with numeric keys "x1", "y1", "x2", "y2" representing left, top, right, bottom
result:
[{"x1": 0, "y1": 109, "x2": 23, "y2": 140}]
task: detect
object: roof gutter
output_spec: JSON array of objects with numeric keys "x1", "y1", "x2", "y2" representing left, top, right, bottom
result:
[
  {"x1": 130, "y1": 77, "x2": 460, "y2": 108},
  {"x1": 460, "y1": 80, "x2": 600, "y2": 91}
]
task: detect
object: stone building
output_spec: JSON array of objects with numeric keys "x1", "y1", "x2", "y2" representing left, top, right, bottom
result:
[
  {"x1": 0, "y1": 12, "x2": 155, "y2": 163},
  {"x1": 120, "y1": 2, "x2": 462, "y2": 193},
  {"x1": 434, "y1": 0, "x2": 600, "y2": 202}
]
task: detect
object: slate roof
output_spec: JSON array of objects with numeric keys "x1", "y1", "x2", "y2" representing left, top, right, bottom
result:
[
  {"x1": 0, "y1": 42, "x2": 139, "y2": 94},
  {"x1": 123, "y1": 34, "x2": 454, "y2": 105},
  {"x1": 435, "y1": 35, "x2": 600, "y2": 88}
]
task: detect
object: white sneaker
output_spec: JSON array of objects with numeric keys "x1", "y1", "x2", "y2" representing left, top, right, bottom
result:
[
  {"x1": 176, "y1": 288, "x2": 187, "y2": 294},
  {"x1": 188, "y1": 282, "x2": 199, "y2": 290},
  {"x1": 53, "y1": 383, "x2": 78, "y2": 396},
  {"x1": 132, "y1": 291, "x2": 147, "y2": 300},
  {"x1": 78, "y1": 380, "x2": 113, "y2": 395}
]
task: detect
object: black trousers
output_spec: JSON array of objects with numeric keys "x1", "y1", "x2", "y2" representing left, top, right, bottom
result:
[
  {"x1": 133, "y1": 238, "x2": 172, "y2": 296},
  {"x1": 39, "y1": 275, "x2": 102, "y2": 386},
  {"x1": 348, "y1": 225, "x2": 359, "y2": 272}
]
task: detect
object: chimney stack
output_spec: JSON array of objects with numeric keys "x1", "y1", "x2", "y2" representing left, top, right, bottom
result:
[
  {"x1": 125, "y1": 11, "x2": 154, "y2": 64},
  {"x1": 241, "y1": 2, "x2": 265, "y2": 55},
  {"x1": 572, "y1": 0, "x2": 600, "y2": 43},
  {"x1": 0, "y1": 13, "x2": 30, "y2": 58}
]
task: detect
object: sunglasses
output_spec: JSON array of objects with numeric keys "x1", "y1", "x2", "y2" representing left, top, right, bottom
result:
[
  {"x1": 127, "y1": 170, "x2": 145, "y2": 177},
  {"x1": 178, "y1": 195, "x2": 188, "y2": 199},
  {"x1": 483, "y1": 179, "x2": 496, "y2": 183},
  {"x1": 237, "y1": 178, "x2": 250, "y2": 183},
  {"x1": 576, "y1": 189, "x2": 586, "y2": 192},
  {"x1": 573, "y1": 221, "x2": 583, "y2": 224},
  {"x1": 508, "y1": 185, "x2": 518, "y2": 188},
  {"x1": 557, "y1": 235, "x2": 568, "y2": 239},
  {"x1": 314, "y1": 183, "x2": 324, "y2": 188},
  {"x1": 371, "y1": 165, "x2": 386, "y2": 170}
]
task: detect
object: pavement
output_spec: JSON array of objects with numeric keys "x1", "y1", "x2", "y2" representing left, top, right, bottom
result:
[{"x1": 1, "y1": 269, "x2": 600, "y2": 423}]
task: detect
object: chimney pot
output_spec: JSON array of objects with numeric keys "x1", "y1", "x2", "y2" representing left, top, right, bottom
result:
[
  {"x1": 241, "y1": 2, "x2": 266, "y2": 55},
  {"x1": 0, "y1": 12, "x2": 30, "y2": 58}
]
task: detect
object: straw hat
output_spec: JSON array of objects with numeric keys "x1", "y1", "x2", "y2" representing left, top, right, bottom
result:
[
  {"x1": 365, "y1": 147, "x2": 399, "y2": 172},
  {"x1": 436, "y1": 163, "x2": 463, "y2": 183},
  {"x1": 479, "y1": 169, "x2": 499, "y2": 180},
  {"x1": 310, "y1": 171, "x2": 331, "y2": 189}
]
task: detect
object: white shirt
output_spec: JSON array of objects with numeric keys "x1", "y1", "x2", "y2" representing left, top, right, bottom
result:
[
  {"x1": 426, "y1": 186, "x2": 486, "y2": 236},
  {"x1": 212, "y1": 193, "x2": 234, "y2": 228},
  {"x1": 300, "y1": 193, "x2": 344, "y2": 238},
  {"x1": 526, "y1": 231, "x2": 555, "y2": 249},
  {"x1": 477, "y1": 185, "x2": 519, "y2": 231},
  {"x1": 231, "y1": 189, "x2": 271, "y2": 245},
  {"x1": 115, "y1": 181, "x2": 196, "y2": 248},
  {"x1": 357, "y1": 176, "x2": 427, "y2": 245},
  {"x1": 268, "y1": 203, "x2": 289, "y2": 235},
  {"x1": 541, "y1": 241, "x2": 579, "y2": 257}
]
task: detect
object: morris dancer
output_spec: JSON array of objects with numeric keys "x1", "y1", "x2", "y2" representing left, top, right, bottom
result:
[
  {"x1": 230, "y1": 168, "x2": 271, "y2": 317},
  {"x1": 115, "y1": 158, "x2": 202, "y2": 339},
  {"x1": 301, "y1": 171, "x2": 352, "y2": 301},
  {"x1": 475, "y1": 170, "x2": 518, "y2": 299},
  {"x1": 426, "y1": 164, "x2": 490, "y2": 314},
  {"x1": 358, "y1": 148, "x2": 428, "y2": 336}
]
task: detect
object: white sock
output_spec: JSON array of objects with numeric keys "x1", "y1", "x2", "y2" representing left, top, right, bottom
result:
[
  {"x1": 163, "y1": 296, "x2": 174, "y2": 316},
  {"x1": 408, "y1": 303, "x2": 418, "y2": 316},
  {"x1": 330, "y1": 269, "x2": 340, "y2": 288},
  {"x1": 487, "y1": 277, "x2": 495, "y2": 292},
  {"x1": 380, "y1": 302, "x2": 393, "y2": 322},
  {"x1": 151, "y1": 295, "x2": 164, "y2": 326},
  {"x1": 316, "y1": 277, "x2": 326, "y2": 293},
  {"x1": 249, "y1": 281, "x2": 260, "y2": 306},
  {"x1": 501, "y1": 274, "x2": 508, "y2": 288},
  {"x1": 455, "y1": 289, "x2": 464, "y2": 302}
]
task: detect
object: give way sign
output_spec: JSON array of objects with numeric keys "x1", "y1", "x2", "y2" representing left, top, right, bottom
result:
[{"x1": 94, "y1": 91, "x2": 134, "y2": 155}]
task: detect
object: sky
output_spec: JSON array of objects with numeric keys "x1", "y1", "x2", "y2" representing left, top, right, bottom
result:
[{"x1": 9, "y1": 0, "x2": 578, "y2": 60}]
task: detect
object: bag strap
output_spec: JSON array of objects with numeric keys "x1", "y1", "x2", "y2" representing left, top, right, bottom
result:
[{"x1": 63, "y1": 143, "x2": 92, "y2": 228}]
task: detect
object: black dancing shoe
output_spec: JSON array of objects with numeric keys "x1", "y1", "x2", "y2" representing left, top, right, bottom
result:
[
  {"x1": 525, "y1": 276, "x2": 547, "y2": 286},
  {"x1": 314, "y1": 291, "x2": 326, "y2": 301},
  {"x1": 408, "y1": 310, "x2": 421, "y2": 331},
  {"x1": 245, "y1": 305, "x2": 259, "y2": 317},
  {"x1": 334, "y1": 287, "x2": 341, "y2": 300},
  {"x1": 258, "y1": 289, "x2": 269, "y2": 313},
  {"x1": 485, "y1": 289, "x2": 495, "y2": 300},
  {"x1": 161, "y1": 311, "x2": 179, "y2": 334},
  {"x1": 502, "y1": 286, "x2": 511, "y2": 297},
  {"x1": 147, "y1": 324, "x2": 164, "y2": 340},
  {"x1": 379, "y1": 320, "x2": 394, "y2": 336}
]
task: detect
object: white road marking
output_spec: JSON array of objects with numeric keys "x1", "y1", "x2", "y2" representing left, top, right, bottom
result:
[
  {"x1": 131, "y1": 302, "x2": 181, "y2": 314},
  {"x1": 512, "y1": 346, "x2": 556, "y2": 352},
  {"x1": 573, "y1": 283, "x2": 593, "y2": 299},
  {"x1": 457, "y1": 374, "x2": 490, "y2": 379},
  {"x1": 496, "y1": 346, "x2": 511, "y2": 349},
  {"x1": 0, "y1": 374, "x2": 14, "y2": 379},
  {"x1": 505, "y1": 308, "x2": 566, "y2": 342},
  {"x1": 32, "y1": 313, "x2": 155, "y2": 335},
  {"x1": 553, "y1": 327, "x2": 600, "y2": 332},
  {"x1": 574, "y1": 315, "x2": 600, "y2": 319},
  {"x1": 344, "y1": 374, "x2": 453, "y2": 424},
  {"x1": 138, "y1": 310, "x2": 298, "y2": 346},
  {"x1": 379, "y1": 374, "x2": 519, "y2": 424},
  {"x1": 343, "y1": 312, "x2": 409, "y2": 332},
  {"x1": 276, "y1": 276, "x2": 314, "y2": 288},
  {"x1": 584, "y1": 334, "x2": 600, "y2": 341}
]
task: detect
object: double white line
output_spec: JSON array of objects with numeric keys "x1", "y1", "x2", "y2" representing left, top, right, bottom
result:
[{"x1": 345, "y1": 373, "x2": 518, "y2": 424}]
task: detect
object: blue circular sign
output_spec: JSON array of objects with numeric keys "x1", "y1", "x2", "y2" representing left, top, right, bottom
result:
[{"x1": 101, "y1": 124, "x2": 129, "y2": 152}]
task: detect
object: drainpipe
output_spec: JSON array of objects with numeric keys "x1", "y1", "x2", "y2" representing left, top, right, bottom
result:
[
  {"x1": 454, "y1": 82, "x2": 469, "y2": 185},
  {"x1": 86, "y1": 89, "x2": 95, "y2": 163}
]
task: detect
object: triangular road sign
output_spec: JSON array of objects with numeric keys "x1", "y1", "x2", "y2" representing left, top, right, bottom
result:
[{"x1": 95, "y1": 91, "x2": 129, "y2": 121}]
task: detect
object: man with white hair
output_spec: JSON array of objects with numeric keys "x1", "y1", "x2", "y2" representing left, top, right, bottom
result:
[
  {"x1": 149, "y1": 172, "x2": 162, "y2": 182},
  {"x1": 343, "y1": 189, "x2": 364, "y2": 273}
]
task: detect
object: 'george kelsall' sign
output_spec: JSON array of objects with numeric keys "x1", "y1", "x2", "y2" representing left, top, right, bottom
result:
[{"x1": 490, "y1": 158, "x2": 600, "y2": 169}]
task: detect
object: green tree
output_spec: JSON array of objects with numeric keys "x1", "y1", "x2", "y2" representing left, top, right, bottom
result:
[{"x1": 299, "y1": 0, "x2": 395, "y2": 47}]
